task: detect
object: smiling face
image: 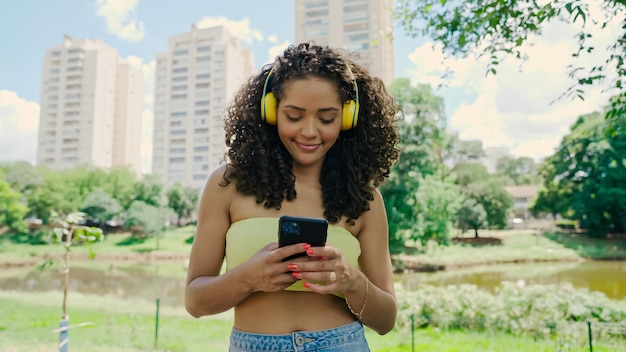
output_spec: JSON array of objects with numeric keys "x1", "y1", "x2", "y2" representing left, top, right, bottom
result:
[{"x1": 277, "y1": 76, "x2": 343, "y2": 171}]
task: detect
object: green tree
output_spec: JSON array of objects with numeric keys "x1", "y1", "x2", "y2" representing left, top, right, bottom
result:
[
  {"x1": 457, "y1": 197, "x2": 488, "y2": 237},
  {"x1": 80, "y1": 188, "x2": 122, "y2": 227},
  {"x1": 536, "y1": 112, "x2": 626, "y2": 234},
  {"x1": 496, "y1": 156, "x2": 540, "y2": 186},
  {"x1": 394, "y1": 0, "x2": 626, "y2": 122},
  {"x1": 166, "y1": 183, "x2": 199, "y2": 226},
  {"x1": 382, "y1": 78, "x2": 449, "y2": 252},
  {"x1": 101, "y1": 167, "x2": 138, "y2": 209},
  {"x1": 0, "y1": 179, "x2": 29, "y2": 232},
  {"x1": 466, "y1": 179, "x2": 514, "y2": 229},
  {"x1": 25, "y1": 168, "x2": 76, "y2": 223},
  {"x1": 452, "y1": 163, "x2": 513, "y2": 229},
  {"x1": 414, "y1": 174, "x2": 463, "y2": 245},
  {"x1": 442, "y1": 136, "x2": 485, "y2": 172},
  {"x1": 530, "y1": 163, "x2": 572, "y2": 219},
  {"x1": 133, "y1": 174, "x2": 166, "y2": 207},
  {"x1": 124, "y1": 201, "x2": 175, "y2": 247},
  {"x1": 452, "y1": 162, "x2": 490, "y2": 187},
  {"x1": 3, "y1": 161, "x2": 43, "y2": 196}
]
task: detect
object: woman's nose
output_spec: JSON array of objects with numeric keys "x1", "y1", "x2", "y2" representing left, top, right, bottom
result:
[{"x1": 300, "y1": 117, "x2": 317, "y2": 137}]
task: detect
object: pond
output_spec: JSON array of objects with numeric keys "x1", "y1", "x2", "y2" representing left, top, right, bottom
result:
[
  {"x1": 398, "y1": 260, "x2": 626, "y2": 300},
  {"x1": 1, "y1": 260, "x2": 625, "y2": 306}
]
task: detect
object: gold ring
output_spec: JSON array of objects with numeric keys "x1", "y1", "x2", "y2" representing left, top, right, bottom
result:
[{"x1": 329, "y1": 271, "x2": 336, "y2": 283}]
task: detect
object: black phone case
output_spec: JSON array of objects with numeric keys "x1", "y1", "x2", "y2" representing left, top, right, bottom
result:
[{"x1": 278, "y1": 215, "x2": 328, "y2": 261}]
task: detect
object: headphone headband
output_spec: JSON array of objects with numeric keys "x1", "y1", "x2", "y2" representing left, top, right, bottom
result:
[{"x1": 260, "y1": 61, "x2": 360, "y2": 130}]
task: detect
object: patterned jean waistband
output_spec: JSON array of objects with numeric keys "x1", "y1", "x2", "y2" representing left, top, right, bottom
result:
[{"x1": 229, "y1": 320, "x2": 366, "y2": 351}]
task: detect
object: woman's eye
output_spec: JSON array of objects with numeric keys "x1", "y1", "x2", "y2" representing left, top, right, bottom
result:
[
  {"x1": 286, "y1": 115, "x2": 301, "y2": 121},
  {"x1": 320, "y1": 118, "x2": 335, "y2": 124}
]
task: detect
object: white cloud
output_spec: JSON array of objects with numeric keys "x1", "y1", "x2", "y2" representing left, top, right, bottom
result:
[
  {"x1": 0, "y1": 91, "x2": 40, "y2": 164},
  {"x1": 265, "y1": 40, "x2": 291, "y2": 66},
  {"x1": 408, "y1": 2, "x2": 618, "y2": 161},
  {"x1": 267, "y1": 35, "x2": 278, "y2": 43},
  {"x1": 196, "y1": 16, "x2": 263, "y2": 44},
  {"x1": 96, "y1": 0, "x2": 145, "y2": 42},
  {"x1": 124, "y1": 55, "x2": 155, "y2": 174}
]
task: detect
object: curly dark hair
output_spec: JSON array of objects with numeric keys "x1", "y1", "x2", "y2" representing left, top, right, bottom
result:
[{"x1": 221, "y1": 42, "x2": 400, "y2": 224}]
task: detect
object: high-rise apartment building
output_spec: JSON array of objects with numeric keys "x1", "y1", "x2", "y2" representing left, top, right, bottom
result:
[
  {"x1": 151, "y1": 25, "x2": 255, "y2": 189},
  {"x1": 295, "y1": 0, "x2": 395, "y2": 85},
  {"x1": 36, "y1": 36, "x2": 143, "y2": 174}
]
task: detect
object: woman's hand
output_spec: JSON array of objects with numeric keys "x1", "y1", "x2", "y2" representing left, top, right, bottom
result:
[
  {"x1": 286, "y1": 244, "x2": 361, "y2": 294},
  {"x1": 239, "y1": 242, "x2": 316, "y2": 293}
]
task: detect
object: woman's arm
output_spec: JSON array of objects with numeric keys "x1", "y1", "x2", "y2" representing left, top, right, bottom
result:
[
  {"x1": 344, "y1": 189, "x2": 397, "y2": 334},
  {"x1": 185, "y1": 166, "x2": 304, "y2": 317},
  {"x1": 293, "y1": 189, "x2": 397, "y2": 334}
]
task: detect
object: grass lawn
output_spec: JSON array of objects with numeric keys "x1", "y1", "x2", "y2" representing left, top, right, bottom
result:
[
  {"x1": 395, "y1": 232, "x2": 584, "y2": 271},
  {"x1": 0, "y1": 226, "x2": 196, "y2": 265},
  {"x1": 5, "y1": 227, "x2": 625, "y2": 270},
  {"x1": 0, "y1": 290, "x2": 582, "y2": 352},
  {"x1": 543, "y1": 231, "x2": 626, "y2": 260}
]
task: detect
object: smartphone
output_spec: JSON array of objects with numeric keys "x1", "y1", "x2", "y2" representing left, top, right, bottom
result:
[{"x1": 278, "y1": 215, "x2": 328, "y2": 261}]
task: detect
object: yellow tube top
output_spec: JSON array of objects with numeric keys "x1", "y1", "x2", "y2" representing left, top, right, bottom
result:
[{"x1": 225, "y1": 217, "x2": 361, "y2": 298}]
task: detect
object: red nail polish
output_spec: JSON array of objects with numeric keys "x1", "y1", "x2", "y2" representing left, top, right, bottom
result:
[
  {"x1": 307, "y1": 248, "x2": 314, "y2": 256},
  {"x1": 303, "y1": 244, "x2": 311, "y2": 250},
  {"x1": 288, "y1": 263, "x2": 297, "y2": 271},
  {"x1": 292, "y1": 271, "x2": 302, "y2": 279},
  {"x1": 303, "y1": 282, "x2": 311, "y2": 289}
]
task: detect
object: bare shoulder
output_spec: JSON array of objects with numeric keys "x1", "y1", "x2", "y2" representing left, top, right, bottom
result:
[
  {"x1": 199, "y1": 165, "x2": 236, "y2": 203},
  {"x1": 359, "y1": 188, "x2": 387, "y2": 232}
]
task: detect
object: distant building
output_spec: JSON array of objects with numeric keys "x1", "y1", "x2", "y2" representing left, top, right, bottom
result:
[
  {"x1": 36, "y1": 35, "x2": 144, "y2": 174},
  {"x1": 294, "y1": 0, "x2": 395, "y2": 85},
  {"x1": 505, "y1": 185, "x2": 539, "y2": 219},
  {"x1": 151, "y1": 25, "x2": 255, "y2": 189}
]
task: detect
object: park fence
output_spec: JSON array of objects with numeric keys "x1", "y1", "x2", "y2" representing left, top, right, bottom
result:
[{"x1": 404, "y1": 314, "x2": 626, "y2": 352}]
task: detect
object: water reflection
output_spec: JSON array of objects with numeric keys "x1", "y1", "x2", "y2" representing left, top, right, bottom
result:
[
  {"x1": 1, "y1": 260, "x2": 625, "y2": 306},
  {"x1": 0, "y1": 263, "x2": 188, "y2": 307},
  {"x1": 398, "y1": 260, "x2": 626, "y2": 300}
]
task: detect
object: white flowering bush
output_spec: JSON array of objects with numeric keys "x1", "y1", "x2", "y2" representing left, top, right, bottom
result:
[{"x1": 396, "y1": 282, "x2": 626, "y2": 344}]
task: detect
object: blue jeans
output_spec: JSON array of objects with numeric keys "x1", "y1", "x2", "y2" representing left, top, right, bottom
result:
[{"x1": 229, "y1": 320, "x2": 370, "y2": 351}]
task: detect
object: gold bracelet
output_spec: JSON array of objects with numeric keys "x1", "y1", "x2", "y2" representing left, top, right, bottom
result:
[{"x1": 346, "y1": 275, "x2": 368, "y2": 320}]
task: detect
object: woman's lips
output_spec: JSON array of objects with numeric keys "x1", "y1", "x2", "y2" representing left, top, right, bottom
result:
[{"x1": 296, "y1": 142, "x2": 319, "y2": 151}]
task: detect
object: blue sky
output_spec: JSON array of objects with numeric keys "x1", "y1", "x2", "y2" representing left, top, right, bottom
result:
[{"x1": 0, "y1": 0, "x2": 616, "y2": 172}]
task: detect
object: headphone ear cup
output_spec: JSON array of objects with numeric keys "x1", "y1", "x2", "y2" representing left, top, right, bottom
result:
[
  {"x1": 262, "y1": 92, "x2": 277, "y2": 125},
  {"x1": 341, "y1": 100, "x2": 359, "y2": 130}
]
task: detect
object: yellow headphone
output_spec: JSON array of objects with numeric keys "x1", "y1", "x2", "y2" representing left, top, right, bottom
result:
[{"x1": 260, "y1": 64, "x2": 360, "y2": 131}]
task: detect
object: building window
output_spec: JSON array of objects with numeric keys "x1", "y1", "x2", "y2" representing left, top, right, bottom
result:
[
  {"x1": 197, "y1": 45, "x2": 211, "y2": 53},
  {"x1": 344, "y1": 4, "x2": 367, "y2": 12},
  {"x1": 306, "y1": 1, "x2": 328, "y2": 8},
  {"x1": 306, "y1": 9, "x2": 329, "y2": 17}
]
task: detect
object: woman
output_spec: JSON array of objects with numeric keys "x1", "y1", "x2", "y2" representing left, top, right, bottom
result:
[{"x1": 185, "y1": 42, "x2": 400, "y2": 351}]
